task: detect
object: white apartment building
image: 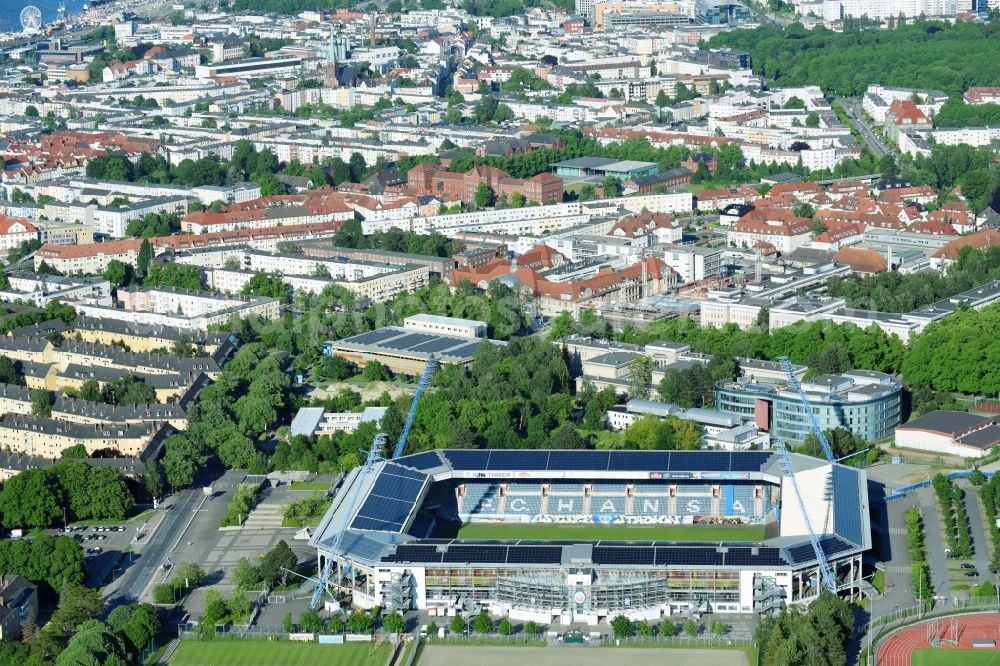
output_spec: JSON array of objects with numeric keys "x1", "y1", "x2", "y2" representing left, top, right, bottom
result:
[
  {"x1": 832, "y1": 0, "x2": 956, "y2": 18},
  {"x1": 403, "y1": 314, "x2": 487, "y2": 339}
]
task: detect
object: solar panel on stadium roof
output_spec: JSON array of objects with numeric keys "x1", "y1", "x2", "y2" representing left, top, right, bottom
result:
[
  {"x1": 350, "y1": 516, "x2": 404, "y2": 532},
  {"x1": 506, "y1": 546, "x2": 563, "y2": 564},
  {"x1": 785, "y1": 542, "x2": 817, "y2": 564},
  {"x1": 669, "y1": 452, "x2": 723, "y2": 471},
  {"x1": 381, "y1": 463, "x2": 428, "y2": 482},
  {"x1": 441, "y1": 545, "x2": 508, "y2": 563},
  {"x1": 821, "y1": 536, "x2": 854, "y2": 557},
  {"x1": 397, "y1": 451, "x2": 444, "y2": 470},
  {"x1": 355, "y1": 495, "x2": 414, "y2": 524},
  {"x1": 488, "y1": 451, "x2": 550, "y2": 470},
  {"x1": 654, "y1": 547, "x2": 721, "y2": 566},
  {"x1": 548, "y1": 450, "x2": 610, "y2": 471},
  {"x1": 339, "y1": 532, "x2": 389, "y2": 560},
  {"x1": 832, "y1": 466, "x2": 863, "y2": 546},
  {"x1": 382, "y1": 545, "x2": 443, "y2": 563},
  {"x1": 724, "y1": 548, "x2": 784, "y2": 566},
  {"x1": 443, "y1": 450, "x2": 489, "y2": 469},
  {"x1": 607, "y1": 451, "x2": 670, "y2": 471},
  {"x1": 370, "y1": 474, "x2": 424, "y2": 502},
  {"x1": 592, "y1": 546, "x2": 654, "y2": 566},
  {"x1": 730, "y1": 452, "x2": 772, "y2": 471}
]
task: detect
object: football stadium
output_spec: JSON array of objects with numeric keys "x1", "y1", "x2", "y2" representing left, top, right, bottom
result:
[{"x1": 309, "y1": 449, "x2": 871, "y2": 623}]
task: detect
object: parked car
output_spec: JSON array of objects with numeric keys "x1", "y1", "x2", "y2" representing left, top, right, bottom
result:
[
  {"x1": 964, "y1": 571, "x2": 979, "y2": 577},
  {"x1": 961, "y1": 563, "x2": 977, "y2": 569}
]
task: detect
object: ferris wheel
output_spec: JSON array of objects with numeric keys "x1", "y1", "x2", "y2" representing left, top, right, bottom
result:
[{"x1": 20, "y1": 6, "x2": 43, "y2": 33}]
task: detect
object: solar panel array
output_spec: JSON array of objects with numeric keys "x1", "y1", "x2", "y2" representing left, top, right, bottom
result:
[
  {"x1": 381, "y1": 541, "x2": 785, "y2": 567},
  {"x1": 382, "y1": 543, "x2": 565, "y2": 565},
  {"x1": 397, "y1": 450, "x2": 446, "y2": 471},
  {"x1": 350, "y1": 463, "x2": 429, "y2": 533},
  {"x1": 832, "y1": 465, "x2": 864, "y2": 546},
  {"x1": 784, "y1": 535, "x2": 856, "y2": 564},
  {"x1": 338, "y1": 328, "x2": 483, "y2": 360},
  {"x1": 440, "y1": 450, "x2": 772, "y2": 473}
]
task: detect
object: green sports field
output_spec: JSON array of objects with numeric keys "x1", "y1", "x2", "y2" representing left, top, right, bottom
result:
[
  {"x1": 169, "y1": 640, "x2": 391, "y2": 666},
  {"x1": 911, "y1": 648, "x2": 1000, "y2": 665},
  {"x1": 453, "y1": 522, "x2": 766, "y2": 542}
]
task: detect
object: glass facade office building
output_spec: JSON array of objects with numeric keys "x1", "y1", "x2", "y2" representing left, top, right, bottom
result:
[{"x1": 715, "y1": 370, "x2": 901, "y2": 444}]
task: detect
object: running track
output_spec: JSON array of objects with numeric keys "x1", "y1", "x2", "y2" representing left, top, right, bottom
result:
[{"x1": 877, "y1": 613, "x2": 1000, "y2": 666}]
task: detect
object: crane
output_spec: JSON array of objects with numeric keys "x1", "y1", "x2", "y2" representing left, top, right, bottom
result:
[
  {"x1": 393, "y1": 359, "x2": 438, "y2": 459},
  {"x1": 779, "y1": 356, "x2": 835, "y2": 463},
  {"x1": 773, "y1": 435, "x2": 838, "y2": 593},
  {"x1": 310, "y1": 357, "x2": 439, "y2": 608},
  {"x1": 310, "y1": 433, "x2": 386, "y2": 608}
]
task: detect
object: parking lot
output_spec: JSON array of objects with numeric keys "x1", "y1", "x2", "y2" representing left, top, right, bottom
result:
[{"x1": 57, "y1": 521, "x2": 151, "y2": 587}]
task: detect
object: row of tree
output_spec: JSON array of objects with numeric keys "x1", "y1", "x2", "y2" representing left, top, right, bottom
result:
[
  {"x1": 905, "y1": 507, "x2": 932, "y2": 601},
  {"x1": 978, "y1": 472, "x2": 1000, "y2": 573},
  {"x1": 932, "y1": 474, "x2": 973, "y2": 559},
  {"x1": 0, "y1": 461, "x2": 134, "y2": 529}
]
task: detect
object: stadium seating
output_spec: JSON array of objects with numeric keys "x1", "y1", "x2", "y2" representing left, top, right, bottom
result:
[{"x1": 453, "y1": 481, "x2": 776, "y2": 523}]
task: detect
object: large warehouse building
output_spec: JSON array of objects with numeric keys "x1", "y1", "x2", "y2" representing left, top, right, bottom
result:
[{"x1": 310, "y1": 449, "x2": 871, "y2": 623}]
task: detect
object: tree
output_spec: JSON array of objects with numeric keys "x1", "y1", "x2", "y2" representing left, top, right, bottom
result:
[
  {"x1": 362, "y1": 360, "x2": 392, "y2": 382},
  {"x1": 525, "y1": 620, "x2": 540, "y2": 636},
  {"x1": 472, "y1": 612, "x2": 493, "y2": 634},
  {"x1": 498, "y1": 617, "x2": 513, "y2": 635},
  {"x1": 474, "y1": 182, "x2": 494, "y2": 209},
  {"x1": 710, "y1": 620, "x2": 727, "y2": 636},
  {"x1": 51, "y1": 585, "x2": 105, "y2": 636},
  {"x1": 601, "y1": 176, "x2": 622, "y2": 197},
  {"x1": 171, "y1": 335, "x2": 194, "y2": 358},
  {"x1": 627, "y1": 355, "x2": 653, "y2": 400},
  {"x1": 232, "y1": 557, "x2": 262, "y2": 589},
  {"x1": 0, "y1": 355, "x2": 21, "y2": 385},
  {"x1": 683, "y1": 618, "x2": 700, "y2": 637},
  {"x1": 136, "y1": 239, "x2": 152, "y2": 278},
  {"x1": 879, "y1": 154, "x2": 898, "y2": 179},
  {"x1": 450, "y1": 615, "x2": 467, "y2": 634},
  {"x1": 299, "y1": 607, "x2": 323, "y2": 633},
  {"x1": 79, "y1": 379, "x2": 102, "y2": 402},
  {"x1": 282, "y1": 612, "x2": 295, "y2": 632},
  {"x1": 610, "y1": 614, "x2": 634, "y2": 638},
  {"x1": 103, "y1": 260, "x2": 132, "y2": 288},
  {"x1": 259, "y1": 540, "x2": 298, "y2": 588},
  {"x1": 241, "y1": 272, "x2": 290, "y2": 301},
  {"x1": 30, "y1": 389, "x2": 52, "y2": 417},
  {"x1": 0, "y1": 467, "x2": 63, "y2": 528},
  {"x1": 659, "y1": 619, "x2": 677, "y2": 637},
  {"x1": 383, "y1": 611, "x2": 405, "y2": 634},
  {"x1": 162, "y1": 434, "x2": 206, "y2": 490},
  {"x1": 348, "y1": 152, "x2": 367, "y2": 182},
  {"x1": 549, "y1": 422, "x2": 587, "y2": 449},
  {"x1": 636, "y1": 619, "x2": 654, "y2": 637},
  {"x1": 805, "y1": 111, "x2": 820, "y2": 128}
]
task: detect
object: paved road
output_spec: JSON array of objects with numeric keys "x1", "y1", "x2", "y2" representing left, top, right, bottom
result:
[
  {"x1": 837, "y1": 98, "x2": 888, "y2": 158},
  {"x1": 962, "y1": 481, "x2": 995, "y2": 584},
  {"x1": 105, "y1": 485, "x2": 208, "y2": 604}
]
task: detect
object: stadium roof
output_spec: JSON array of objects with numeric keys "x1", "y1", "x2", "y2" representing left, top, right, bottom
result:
[{"x1": 310, "y1": 449, "x2": 870, "y2": 572}]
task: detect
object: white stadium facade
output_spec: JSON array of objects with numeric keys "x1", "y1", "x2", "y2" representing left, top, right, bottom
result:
[{"x1": 310, "y1": 449, "x2": 871, "y2": 623}]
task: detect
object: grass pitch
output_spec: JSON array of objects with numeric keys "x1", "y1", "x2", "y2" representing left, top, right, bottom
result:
[
  {"x1": 911, "y1": 649, "x2": 1000, "y2": 666},
  {"x1": 169, "y1": 640, "x2": 391, "y2": 666},
  {"x1": 452, "y1": 522, "x2": 766, "y2": 542}
]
